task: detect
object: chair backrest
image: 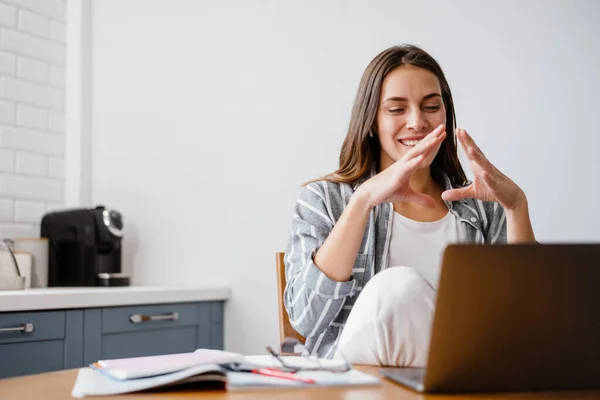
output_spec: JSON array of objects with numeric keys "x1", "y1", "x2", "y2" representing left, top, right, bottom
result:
[{"x1": 275, "y1": 252, "x2": 306, "y2": 345}]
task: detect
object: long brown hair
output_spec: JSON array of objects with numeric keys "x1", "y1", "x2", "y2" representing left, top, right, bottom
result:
[{"x1": 308, "y1": 44, "x2": 467, "y2": 188}]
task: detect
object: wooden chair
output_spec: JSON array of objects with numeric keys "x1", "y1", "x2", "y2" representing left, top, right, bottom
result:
[{"x1": 275, "y1": 252, "x2": 306, "y2": 345}]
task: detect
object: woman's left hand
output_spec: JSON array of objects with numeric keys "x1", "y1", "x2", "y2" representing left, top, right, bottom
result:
[{"x1": 441, "y1": 128, "x2": 527, "y2": 211}]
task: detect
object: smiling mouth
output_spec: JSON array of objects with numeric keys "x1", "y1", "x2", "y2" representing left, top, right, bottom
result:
[{"x1": 398, "y1": 139, "x2": 422, "y2": 147}]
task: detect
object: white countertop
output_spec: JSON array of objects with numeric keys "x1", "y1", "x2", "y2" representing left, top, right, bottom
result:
[{"x1": 0, "y1": 286, "x2": 231, "y2": 312}]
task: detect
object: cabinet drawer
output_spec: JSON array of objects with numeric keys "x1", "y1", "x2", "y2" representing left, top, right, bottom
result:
[
  {"x1": 102, "y1": 303, "x2": 199, "y2": 334},
  {"x1": 0, "y1": 340, "x2": 64, "y2": 378},
  {"x1": 0, "y1": 311, "x2": 65, "y2": 344},
  {"x1": 102, "y1": 326, "x2": 197, "y2": 359}
]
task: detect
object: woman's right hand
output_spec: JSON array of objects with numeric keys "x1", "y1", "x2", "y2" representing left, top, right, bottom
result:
[{"x1": 355, "y1": 124, "x2": 447, "y2": 209}]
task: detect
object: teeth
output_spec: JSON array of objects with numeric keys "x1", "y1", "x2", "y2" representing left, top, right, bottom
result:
[{"x1": 400, "y1": 139, "x2": 420, "y2": 146}]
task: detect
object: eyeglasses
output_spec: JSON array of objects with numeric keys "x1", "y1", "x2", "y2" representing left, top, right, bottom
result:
[{"x1": 265, "y1": 337, "x2": 352, "y2": 373}]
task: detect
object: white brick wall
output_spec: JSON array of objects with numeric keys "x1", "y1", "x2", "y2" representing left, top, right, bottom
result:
[
  {"x1": 0, "y1": 0, "x2": 65, "y2": 238},
  {"x1": 16, "y1": 103, "x2": 47, "y2": 129},
  {"x1": 0, "y1": 198, "x2": 13, "y2": 220},
  {"x1": 17, "y1": 55, "x2": 47, "y2": 83},
  {"x1": 0, "y1": 3, "x2": 17, "y2": 27}
]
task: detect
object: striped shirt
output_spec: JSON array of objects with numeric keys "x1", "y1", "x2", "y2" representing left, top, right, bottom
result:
[{"x1": 283, "y1": 165, "x2": 507, "y2": 358}]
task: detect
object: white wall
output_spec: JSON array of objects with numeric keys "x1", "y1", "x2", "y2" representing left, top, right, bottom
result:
[
  {"x1": 90, "y1": 0, "x2": 600, "y2": 354},
  {"x1": 0, "y1": 0, "x2": 66, "y2": 239},
  {"x1": 65, "y1": 0, "x2": 93, "y2": 208}
]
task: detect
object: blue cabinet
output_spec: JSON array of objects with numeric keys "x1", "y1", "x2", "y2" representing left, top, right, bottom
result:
[
  {"x1": 0, "y1": 310, "x2": 83, "y2": 378},
  {"x1": 0, "y1": 301, "x2": 225, "y2": 379}
]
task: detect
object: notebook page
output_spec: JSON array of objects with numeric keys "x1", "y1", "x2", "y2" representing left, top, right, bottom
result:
[{"x1": 95, "y1": 349, "x2": 241, "y2": 380}]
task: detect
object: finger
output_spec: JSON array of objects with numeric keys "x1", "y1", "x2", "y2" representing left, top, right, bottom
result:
[
  {"x1": 400, "y1": 154, "x2": 425, "y2": 175},
  {"x1": 469, "y1": 159, "x2": 486, "y2": 177},
  {"x1": 441, "y1": 185, "x2": 473, "y2": 202},
  {"x1": 462, "y1": 140, "x2": 494, "y2": 175},
  {"x1": 405, "y1": 125, "x2": 446, "y2": 160},
  {"x1": 390, "y1": 154, "x2": 425, "y2": 182},
  {"x1": 393, "y1": 125, "x2": 445, "y2": 175},
  {"x1": 466, "y1": 142, "x2": 511, "y2": 183},
  {"x1": 457, "y1": 128, "x2": 481, "y2": 153},
  {"x1": 467, "y1": 146, "x2": 495, "y2": 173},
  {"x1": 470, "y1": 157, "x2": 497, "y2": 181},
  {"x1": 479, "y1": 168, "x2": 499, "y2": 190},
  {"x1": 457, "y1": 128, "x2": 476, "y2": 157},
  {"x1": 456, "y1": 128, "x2": 472, "y2": 160},
  {"x1": 469, "y1": 160, "x2": 500, "y2": 193}
]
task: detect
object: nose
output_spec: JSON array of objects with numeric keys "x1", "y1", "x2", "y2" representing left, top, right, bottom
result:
[{"x1": 406, "y1": 108, "x2": 428, "y2": 132}]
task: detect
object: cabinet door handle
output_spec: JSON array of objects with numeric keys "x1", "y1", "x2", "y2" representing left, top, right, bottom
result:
[
  {"x1": 129, "y1": 312, "x2": 179, "y2": 324},
  {"x1": 0, "y1": 323, "x2": 34, "y2": 334}
]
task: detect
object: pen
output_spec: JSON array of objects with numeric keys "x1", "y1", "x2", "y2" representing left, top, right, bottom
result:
[{"x1": 252, "y1": 368, "x2": 316, "y2": 384}]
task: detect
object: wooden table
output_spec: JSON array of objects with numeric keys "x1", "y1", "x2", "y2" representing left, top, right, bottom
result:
[{"x1": 2, "y1": 366, "x2": 600, "y2": 399}]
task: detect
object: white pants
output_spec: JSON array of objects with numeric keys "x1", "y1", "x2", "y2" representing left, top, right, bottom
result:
[{"x1": 336, "y1": 266, "x2": 436, "y2": 367}]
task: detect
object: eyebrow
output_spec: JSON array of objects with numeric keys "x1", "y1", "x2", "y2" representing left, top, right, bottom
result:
[{"x1": 382, "y1": 93, "x2": 442, "y2": 103}]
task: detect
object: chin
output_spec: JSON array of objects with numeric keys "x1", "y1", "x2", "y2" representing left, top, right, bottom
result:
[
  {"x1": 417, "y1": 161, "x2": 433, "y2": 170},
  {"x1": 417, "y1": 155, "x2": 436, "y2": 170}
]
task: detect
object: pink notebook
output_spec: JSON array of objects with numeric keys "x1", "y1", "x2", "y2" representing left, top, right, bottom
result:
[{"x1": 91, "y1": 349, "x2": 242, "y2": 380}]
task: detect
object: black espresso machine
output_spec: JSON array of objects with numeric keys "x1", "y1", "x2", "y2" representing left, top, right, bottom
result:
[{"x1": 41, "y1": 206, "x2": 130, "y2": 287}]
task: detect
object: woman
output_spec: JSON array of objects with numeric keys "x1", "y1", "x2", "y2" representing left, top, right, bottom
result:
[{"x1": 283, "y1": 44, "x2": 535, "y2": 366}]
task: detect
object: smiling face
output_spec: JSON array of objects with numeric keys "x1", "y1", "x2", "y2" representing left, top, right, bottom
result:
[{"x1": 376, "y1": 65, "x2": 447, "y2": 171}]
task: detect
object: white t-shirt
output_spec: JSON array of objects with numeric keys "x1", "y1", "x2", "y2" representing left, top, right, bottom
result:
[{"x1": 387, "y1": 211, "x2": 467, "y2": 289}]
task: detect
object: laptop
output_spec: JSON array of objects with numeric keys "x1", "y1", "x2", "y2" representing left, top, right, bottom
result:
[{"x1": 380, "y1": 243, "x2": 600, "y2": 394}]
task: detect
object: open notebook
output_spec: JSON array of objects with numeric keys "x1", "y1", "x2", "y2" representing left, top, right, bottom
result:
[
  {"x1": 71, "y1": 352, "x2": 380, "y2": 397},
  {"x1": 90, "y1": 349, "x2": 242, "y2": 380}
]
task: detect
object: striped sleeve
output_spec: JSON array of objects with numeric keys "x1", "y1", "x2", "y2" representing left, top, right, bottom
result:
[
  {"x1": 486, "y1": 201, "x2": 507, "y2": 244},
  {"x1": 283, "y1": 183, "x2": 357, "y2": 339}
]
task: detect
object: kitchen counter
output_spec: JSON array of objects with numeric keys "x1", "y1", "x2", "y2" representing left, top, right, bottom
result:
[{"x1": 0, "y1": 286, "x2": 231, "y2": 312}]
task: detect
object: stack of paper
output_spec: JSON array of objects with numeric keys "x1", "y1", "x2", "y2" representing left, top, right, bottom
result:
[
  {"x1": 71, "y1": 351, "x2": 381, "y2": 397},
  {"x1": 90, "y1": 348, "x2": 242, "y2": 380}
]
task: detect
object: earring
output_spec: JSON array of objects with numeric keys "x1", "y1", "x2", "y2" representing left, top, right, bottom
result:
[{"x1": 369, "y1": 131, "x2": 374, "y2": 138}]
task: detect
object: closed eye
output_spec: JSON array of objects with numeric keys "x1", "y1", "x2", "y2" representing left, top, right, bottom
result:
[{"x1": 424, "y1": 106, "x2": 440, "y2": 112}]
